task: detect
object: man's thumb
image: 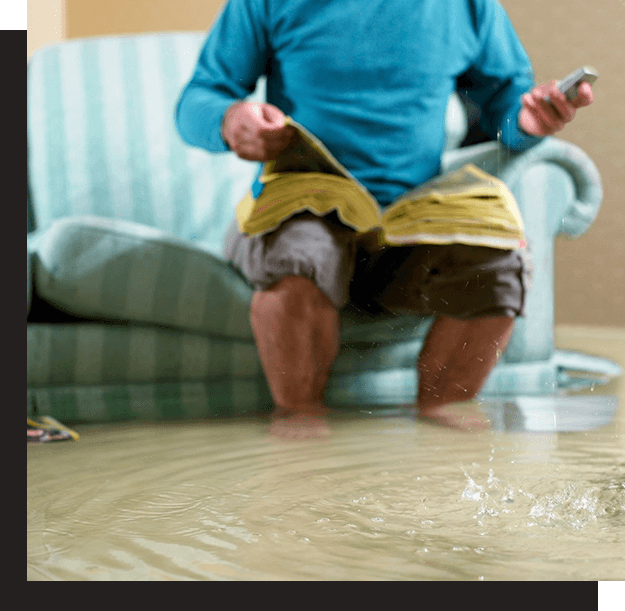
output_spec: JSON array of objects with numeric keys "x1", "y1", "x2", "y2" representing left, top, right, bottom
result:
[{"x1": 260, "y1": 104, "x2": 287, "y2": 129}]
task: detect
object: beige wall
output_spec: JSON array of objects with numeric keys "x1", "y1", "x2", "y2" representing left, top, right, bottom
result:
[
  {"x1": 499, "y1": 0, "x2": 625, "y2": 328},
  {"x1": 65, "y1": 0, "x2": 226, "y2": 38},
  {"x1": 27, "y1": 0, "x2": 65, "y2": 61},
  {"x1": 30, "y1": 0, "x2": 624, "y2": 327}
]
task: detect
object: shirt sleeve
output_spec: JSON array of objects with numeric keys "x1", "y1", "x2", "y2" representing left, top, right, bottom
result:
[
  {"x1": 175, "y1": 0, "x2": 270, "y2": 152},
  {"x1": 457, "y1": 0, "x2": 544, "y2": 151}
]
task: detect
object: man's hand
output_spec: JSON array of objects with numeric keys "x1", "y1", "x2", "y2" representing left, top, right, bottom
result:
[
  {"x1": 222, "y1": 102, "x2": 295, "y2": 161},
  {"x1": 518, "y1": 80, "x2": 593, "y2": 137}
]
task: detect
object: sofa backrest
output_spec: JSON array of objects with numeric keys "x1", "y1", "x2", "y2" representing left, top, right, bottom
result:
[
  {"x1": 27, "y1": 32, "x2": 467, "y2": 252},
  {"x1": 27, "y1": 32, "x2": 257, "y2": 253}
]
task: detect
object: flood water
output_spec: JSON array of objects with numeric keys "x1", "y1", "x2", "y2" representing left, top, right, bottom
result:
[{"x1": 27, "y1": 327, "x2": 625, "y2": 581}]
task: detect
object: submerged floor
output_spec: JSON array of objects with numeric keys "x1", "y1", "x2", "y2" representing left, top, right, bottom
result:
[{"x1": 27, "y1": 326, "x2": 625, "y2": 581}]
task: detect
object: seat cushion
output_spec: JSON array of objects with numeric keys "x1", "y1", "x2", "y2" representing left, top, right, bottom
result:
[
  {"x1": 27, "y1": 321, "x2": 427, "y2": 390},
  {"x1": 29, "y1": 215, "x2": 256, "y2": 339},
  {"x1": 26, "y1": 322, "x2": 263, "y2": 387},
  {"x1": 30, "y1": 214, "x2": 436, "y2": 345}
]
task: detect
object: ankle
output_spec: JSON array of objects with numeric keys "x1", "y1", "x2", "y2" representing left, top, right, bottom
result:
[{"x1": 272, "y1": 402, "x2": 329, "y2": 419}]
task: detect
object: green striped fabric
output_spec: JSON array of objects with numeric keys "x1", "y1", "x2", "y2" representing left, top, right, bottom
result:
[
  {"x1": 28, "y1": 214, "x2": 434, "y2": 343},
  {"x1": 26, "y1": 323, "x2": 430, "y2": 389},
  {"x1": 27, "y1": 323, "x2": 262, "y2": 387},
  {"x1": 27, "y1": 325, "x2": 619, "y2": 422},
  {"x1": 27, "y1": 32, "x2": 260, "y2": 254},
  {"x1": 26, "y1": 352, "x2": 571, "y2": 424},
  {"x1": 27, "y1": 380, "x2": 275, "y2": 422},
  {"x1": 29, "y1": 215, "x2": 257, "y2": 340}
]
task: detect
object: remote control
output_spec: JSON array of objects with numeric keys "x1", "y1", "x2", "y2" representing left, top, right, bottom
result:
[{"x1": 551, "y1": 65, "x2": 599, "y2": 101}]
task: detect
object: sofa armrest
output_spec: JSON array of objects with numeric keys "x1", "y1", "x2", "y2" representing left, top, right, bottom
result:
[
  {"x1": 441, "y1": 137, "x2": 603, "y2": 239},
  {"x1": 443, "y1": 137, "x2": 603, "y2": 364}
]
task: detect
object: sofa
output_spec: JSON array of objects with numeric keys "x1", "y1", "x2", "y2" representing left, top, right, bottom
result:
[{"x1": 27, "y1": 32, "x2": 621, "y2": 423}]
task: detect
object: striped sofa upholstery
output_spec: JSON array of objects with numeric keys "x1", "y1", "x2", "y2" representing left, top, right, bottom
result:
[{"x1": 27, "y1": 33, "x2": 618, "y2": 423}]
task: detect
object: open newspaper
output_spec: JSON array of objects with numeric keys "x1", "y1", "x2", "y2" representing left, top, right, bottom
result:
[{"x1": 235, "y1": 118, "x2": 526, "y2": 250}]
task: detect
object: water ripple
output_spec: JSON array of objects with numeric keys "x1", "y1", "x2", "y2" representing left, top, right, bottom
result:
[{"x1": 27, "y1": 413, "x2": 625, "y2": 580}]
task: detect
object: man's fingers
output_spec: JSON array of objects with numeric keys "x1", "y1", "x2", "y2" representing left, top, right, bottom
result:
[
  {"x1": 259, "y1": 124, "x2": 296, "y2": 145},
  {"x1": 571, "y1": 81, "x2": 594, "y2": 108},
  {"x1": 523, "y1": 89, "x2": 565, "y2": 133},
  {"x1": 227, "y1": 125, "x2": 294, "y2": 161},
  {"x1": 542, "y1": 84, "x2": 576, "y2": 123},
  {"x1": 260, "y1": 103, "x2": 288, "y2": 127},
  {"x1": 222, "y1": 101, "x2": 295, "y2": 161},
  {"x1": 518, "y1": 78, "x2": 593, "y2": 137},
  {"x1": 257, "y1": 107, "x2": 294, "y2": 140}
]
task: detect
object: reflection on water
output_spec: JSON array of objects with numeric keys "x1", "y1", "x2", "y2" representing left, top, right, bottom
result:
[
  {"x1": 27, "y1": 394, "x2": 624, "y2": 581},
  {"x1": 481, "y1": 395, "x2": 620, "y2": 432}
]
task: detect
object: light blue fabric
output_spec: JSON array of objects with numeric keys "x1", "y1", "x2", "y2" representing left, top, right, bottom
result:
[
  {"x1": 27, "y1": 214, "x2": 440, "y2": 345},
  {"x1": 27, "y1": 343, "x2": 620, "y2": 422},
  {"x1": 27, "y1": 380, "x2": 275, "y2": 422},
  {"x1": 29, "y1": 215, "x2": 255, "y2": 340},
  {"x1": 27, "y1": 322, "x2": 262, "y2": 387},
  {"x1": 26, "y1": 32, "x2": 620, "y2": 423},
  {"x1": 27, "y1": 33, "x2": 259, "y2": 256}
]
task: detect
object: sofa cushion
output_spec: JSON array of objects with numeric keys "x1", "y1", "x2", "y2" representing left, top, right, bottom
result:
[
  {"x1": 30, "y1": 214, "x2": 436, "y2": 344},
  {"x1": 27, "y1": 321, "x2": 427, "y2": 390},
  {"x1": 30, "y1": 215, "x2": 256, "y2": 339},
  {"x1": 27, "y1": 322, "x2": 263, "y2": 386},
  {"x1": 27, "y1": 380, "x2": 274, "y2": 422}
]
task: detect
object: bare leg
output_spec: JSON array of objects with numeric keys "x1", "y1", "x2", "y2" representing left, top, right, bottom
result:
[
  {"x1": 416, "y1": 315, "x2": 515, "y2": 429},
  {"x1": 250, "y1": 275, "x2": 339, "y2": 438}
]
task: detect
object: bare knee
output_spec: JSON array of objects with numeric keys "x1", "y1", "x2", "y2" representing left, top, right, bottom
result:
[{"x1": 250, "y1": 275, "x2": 335, "y2": 324}]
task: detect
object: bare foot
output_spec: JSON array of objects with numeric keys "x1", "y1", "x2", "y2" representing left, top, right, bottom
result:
[
  {"x1": 268, "y1": 404, "x2": 331, "y2": 439},
  {"x1": 417, "y1": 402, "x2": 491, "y2": 431}
]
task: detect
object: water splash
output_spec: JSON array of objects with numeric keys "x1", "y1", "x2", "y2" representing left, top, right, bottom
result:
[{"x1": 461, "y1": 469, "x2": 625, "y2": 531}]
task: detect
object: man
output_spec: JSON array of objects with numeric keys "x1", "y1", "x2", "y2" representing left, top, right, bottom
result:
[{"x1": 176, "y1": 0, "x2": 593, "y2": 438}]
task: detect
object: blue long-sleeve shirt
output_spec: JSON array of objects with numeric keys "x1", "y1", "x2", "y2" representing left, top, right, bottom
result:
[{"x1": 176, "y1": 0, "x2": 543, "y2": 207}]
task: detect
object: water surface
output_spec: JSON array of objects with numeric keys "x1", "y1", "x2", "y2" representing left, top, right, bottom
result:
[{"x1": 27, "y1": 327, "x2": 625, "y2": 580}]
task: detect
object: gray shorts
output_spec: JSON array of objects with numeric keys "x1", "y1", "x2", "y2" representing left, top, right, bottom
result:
[{"x1": 223, "y1": 211, "x2": 532, "y2": 318}]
